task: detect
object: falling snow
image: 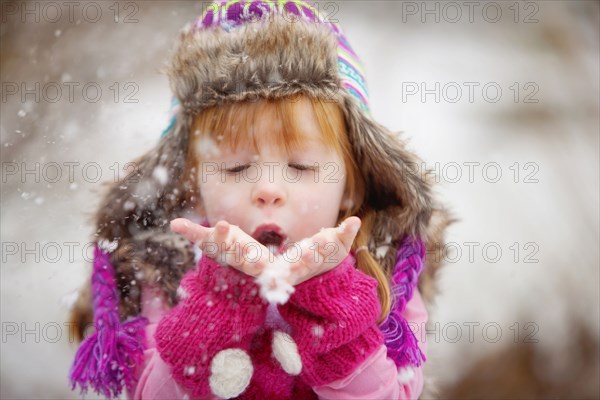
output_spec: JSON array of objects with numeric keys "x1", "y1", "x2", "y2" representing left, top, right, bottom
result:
[
  {"x1": 60, "y1": 290, "x2": 80, "y2": 310},
  {"x1": 97, "y1": 239, "x2": 119, "y2": 253},
  {"x1": 311, "y1": 324, "x2": 324, "y2": 338},
  {"x1": 195, "y1": 136, "x2": 221, "y2": 158},
  {"x1": 123, "y1": 200, "x2": 136, "y2": 211},
  {"x1": 152, "y1": 166, "x2": 168, "y2": 185},
  {"x1": 177, "y1": 286, "x2": 189, "y2": 299},
  {"x1": 2, "y1": 3, "x2": 596, "y2": 398}
]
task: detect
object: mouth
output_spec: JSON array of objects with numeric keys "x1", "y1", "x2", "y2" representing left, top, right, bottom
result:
[{"x1": 251, "y1": 224, "x2": 288, "y2": 255}]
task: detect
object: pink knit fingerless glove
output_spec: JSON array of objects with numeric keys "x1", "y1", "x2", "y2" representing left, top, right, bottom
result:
[
  {"x1": 155, "y1": 255, "x2": 268, "y2": 398},
  {"x1": 278, "y1": 254, "x2": 384, "y2": 387}
]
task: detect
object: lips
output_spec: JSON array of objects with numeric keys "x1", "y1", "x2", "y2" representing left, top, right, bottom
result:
[{"x1": 251, "y1": 224, "x2": 287, "y2": 254}]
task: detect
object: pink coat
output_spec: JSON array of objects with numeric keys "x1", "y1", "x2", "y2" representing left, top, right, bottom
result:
[{"x1": 132, "y1": 258, "x2": 428, "y2": 399}]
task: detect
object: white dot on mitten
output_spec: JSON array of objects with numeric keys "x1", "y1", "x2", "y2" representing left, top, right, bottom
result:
[
  {"x1": 209, "y1": 348, "x2": 253, "y2": 399},
  {"x1": 272, "y1": 330, "x2": 302, "y2": 376}
]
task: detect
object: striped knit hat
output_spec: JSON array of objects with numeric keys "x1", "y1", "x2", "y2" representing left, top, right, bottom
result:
[{"x1": 161, "y1": 0, "x2": 370, "y2": 138}]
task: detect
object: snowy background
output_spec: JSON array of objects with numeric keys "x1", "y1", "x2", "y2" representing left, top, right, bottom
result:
[{"x1": 1, "y1": 1, "x2": 598, "y2": 398}]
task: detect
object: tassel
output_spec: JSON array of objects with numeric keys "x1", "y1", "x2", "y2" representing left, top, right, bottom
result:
[
  {"x1": 380, "y1": 307, "x2": 426, "y2": 367},
  {"x1": 379, "y1": 236, "x2": 426, "y2": 368},
  {"x1": 69, "y1": 245, "x2": 148, "y2": 399}
]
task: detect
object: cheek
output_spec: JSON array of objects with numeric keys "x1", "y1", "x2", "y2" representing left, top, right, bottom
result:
[
  {"x1": 293, "y1": 184, "x2": 342, "y2": 222},
  {"x1": 199, "y1": 181, "x2": 243, "y2": 223},
  {"x1": 319, "y1": 167, "x2": 346, "y2": 201},
  {"x1": 291, "y1": 194, "x2": 341, "y2": 240}
]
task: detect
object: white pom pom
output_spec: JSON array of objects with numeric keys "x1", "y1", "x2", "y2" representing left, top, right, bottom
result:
[
  {"x1": 272, "y1": 331, "x2": 302, "y2": 376},
  {"x1": 209, "y1": 349, "x2": 253, "y2": 399}
]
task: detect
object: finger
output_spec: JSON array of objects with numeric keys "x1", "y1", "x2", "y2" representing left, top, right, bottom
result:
[
  {"x1": 212, "y1": 220, "x2": 230, "y2": 245},
  {"x1": 315, "y1": 231, "x2": 341, "y2": 261},
  {"x1": 290, "y1": 250, "x2": 313, "y2": 274},
  {"x1": 337, "y1": 216, "x2": 361, "y2": 252},
  {"x1": 309, "y1": 221, "x2": 356, "y2": 266},
  {"x1": 236, "y1": 243, "x2": 269, "y2": 276},
  {"x1": 289, "y1": 251, "x2": 329, "y2": 285},
  {"x1": 295, "y1": 233, "x2": 320, "y2": 264},
  {"x1": 217, "y1": 225, "x2": 271, "y2": 276},
  {"x1": 170, "y1": 218, "x2": 210, "y2": 243}
]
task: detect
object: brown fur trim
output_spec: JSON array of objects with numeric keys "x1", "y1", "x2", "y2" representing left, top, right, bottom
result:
[
  {"x1": 342, "y1": 94, "x2": 433, "y2": 252},
  {"x1": 342, "y1": 93, "x2": 458, "y2": 308},
  {"x1": 88, "y1": 115, "x2": 198, "y2": 329},
  {"x1": 110, "y1": 229, "x2": 196, "y2": 320},
  {"x1": 94, "y1": 115, "x2": 194, "y2": 243},
  {"x1": 168, "y1": 17, "x2": 341, "y2": 113},
  {"x1": 69, "y1": 229, "x2": 196, "y2": 342}
]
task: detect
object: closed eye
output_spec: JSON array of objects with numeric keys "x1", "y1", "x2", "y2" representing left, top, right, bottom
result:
[
  {"x1": 288, "y1": 163, "x2": 318, "y2": 171},
  {"x1": 224, "y1": 164, "x2": 250, "y2": 173}
]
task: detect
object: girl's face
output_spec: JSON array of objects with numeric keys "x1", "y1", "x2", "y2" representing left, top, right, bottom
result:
[{"x1": 195, "y1": 98, "x2": 349, "y2": 251}]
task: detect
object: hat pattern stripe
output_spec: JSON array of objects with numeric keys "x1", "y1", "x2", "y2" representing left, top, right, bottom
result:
[
  {"x1": 337, "y1": 45, "x2": 366, "y2": 76},
  {"x1": 338, "y1": 54, "x2": 368, "y2": 92}
]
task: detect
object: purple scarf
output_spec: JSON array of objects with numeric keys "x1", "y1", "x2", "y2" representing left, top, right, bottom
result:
[
  {"x1": 379, "y1": 236, "x2": 427, "y2": 368},
  {"x1": 69, "y1": 245, "x2": 148, "y2": 399}
]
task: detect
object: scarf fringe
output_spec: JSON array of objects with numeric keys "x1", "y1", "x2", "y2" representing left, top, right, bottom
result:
[{"x1": 69, "y1": 245, "x2": 148, "y2": 399}]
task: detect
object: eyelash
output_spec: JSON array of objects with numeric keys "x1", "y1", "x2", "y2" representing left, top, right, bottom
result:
[
  {"x1": 224, "y1": 165, "x2": 248, "y2": 173},
  {"x1": 223, "y1": 163, "x2": 318, "y2": 173},
  {"x1": 289, "y1": 163, "x2": 319, "y2": 172}
]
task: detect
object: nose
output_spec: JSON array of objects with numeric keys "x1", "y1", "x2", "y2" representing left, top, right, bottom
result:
[{"x1": 252, "y1": 180, "x2": 286, "y2": 208}]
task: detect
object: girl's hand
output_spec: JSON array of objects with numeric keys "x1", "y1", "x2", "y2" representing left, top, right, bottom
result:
[
  {"x1": 287, "y1": 216, "x2": 361, "y2": 286},
  {"x1": 170, "y1": 218, "x2": 270, "y2": 277}
]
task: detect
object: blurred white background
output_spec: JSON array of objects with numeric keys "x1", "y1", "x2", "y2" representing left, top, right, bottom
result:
[{"x1": 1, "y1": 1, "x2": 598, "y2": 398}]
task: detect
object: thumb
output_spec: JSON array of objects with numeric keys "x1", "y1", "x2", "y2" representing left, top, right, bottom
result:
[{"x1": 337, "y1": 216, "x2": 361, "y2": 252}]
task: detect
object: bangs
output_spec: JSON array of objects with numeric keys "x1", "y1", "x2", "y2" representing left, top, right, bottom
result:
[{"x1": 191, "y1": 95, "x2": 345, "y2": 156}]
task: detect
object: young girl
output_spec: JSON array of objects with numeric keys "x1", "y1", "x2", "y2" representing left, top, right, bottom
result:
[{"x1": 69, "y1": 1, "x2": 452, "y2": 399}]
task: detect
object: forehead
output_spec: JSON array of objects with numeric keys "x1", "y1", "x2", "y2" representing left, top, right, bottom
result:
[
  {"x1": 249, "y1": 98, "x2": 322, "y2": 146},
  {"x1": 191, "y1": 95, "x2": 344, "y2": 158}
]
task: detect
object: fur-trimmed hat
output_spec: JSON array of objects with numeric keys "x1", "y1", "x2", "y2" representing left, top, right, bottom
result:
[{"x1": 70, "y1": 1, "x2": 453, "y2": 397}]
